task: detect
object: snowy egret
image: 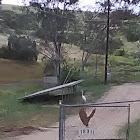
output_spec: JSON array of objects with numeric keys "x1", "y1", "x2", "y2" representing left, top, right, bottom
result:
[{"x1": 81, "y1": 90, "x2": 86, "y2": 103}]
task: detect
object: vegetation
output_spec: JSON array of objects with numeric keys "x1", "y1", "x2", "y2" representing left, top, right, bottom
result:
[
  {"x1": 129, "y1": 119, "x2": 140, "y2": 140},
  {"x1": 0, "y1": 34, "x2": 38, "y2": 61},
  {"x1": 59, "y1": 61, "x2": 81, "y2": 84},
  {"x1": 79, "y1": 76, "x2": 111, "y2": 102},
  {"x1": 0, "y1": 84, "x2": 59, "y2": 128},
  {"x1": 0, "y1": 59, "x2": 43, "y2": 84},
  {"x1": 0, "y1": 0, "x2": 140, "y2": 139}
]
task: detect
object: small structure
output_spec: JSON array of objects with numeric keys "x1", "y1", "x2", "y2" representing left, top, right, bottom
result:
[
  {"x1": 18, "y1": 79, "x2": 84, "y2": 101},
  {"x1": 43, "y1": 76, "x2": 58, "y2": 84}
]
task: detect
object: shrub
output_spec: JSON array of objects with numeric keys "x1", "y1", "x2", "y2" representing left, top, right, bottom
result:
[
  {"x1": 59, "y1": 61, "x2": 80, "y2": 84},
  {"x1": 0, "y1": 45, "x2": 11, "y2": 59},
  {"x1": 115, "y1": 48, "x2": 125, "y2": 56},
  {"x1": 0, "y1": 34, "x2": 38, "y2": 62}
]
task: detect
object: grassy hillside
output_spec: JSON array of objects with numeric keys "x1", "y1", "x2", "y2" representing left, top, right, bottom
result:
[
  {"x1": 0, "y1": 4, "x2": 23, "y2": 13},
  {"x1": 120, "y1": 35, "x2": 139, "y2": 53},
  {"x1": 0, "y1": 59, "x2": 43, "y2": 84}
]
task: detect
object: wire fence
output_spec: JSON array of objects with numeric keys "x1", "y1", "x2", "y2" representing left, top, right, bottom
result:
[{"x1": 59, "y1": 104, "x2": 130, "y2": 140}]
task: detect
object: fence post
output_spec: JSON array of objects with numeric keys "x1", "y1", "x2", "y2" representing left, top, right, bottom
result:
[
  {"x1": 59, "y1": 104, "x2": 64, "y2": 140},
  {"x1": 126, "y1": 104, "x2": 130, "y2": 140}
]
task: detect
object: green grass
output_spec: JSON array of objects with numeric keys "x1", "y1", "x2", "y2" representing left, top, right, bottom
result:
[
  {"x1": 120, "y1": 35, "x2": 139, "y2": 53},
  {"x1": 0, "y1": 77, "x2": 111, "y2": 128},
  {"x1": 79, "y1": 76, "x2": 111, "y2": 102},
  {"x1": 129, "y1": 120, "x2": 140, "y2": 140},
  {"x1": 0, "y1": 84, "x2": 59, "y2": 128},
  {"x1": 119, "y1": 119, "x2": 140, "y2": 140},
  {"x1": 109, "y1": 55, "x2": 135, "y2": 68}
]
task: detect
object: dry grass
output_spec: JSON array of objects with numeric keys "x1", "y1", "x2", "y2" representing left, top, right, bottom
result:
[
  {"x1": 64, "y1": 44, "x2": 83, "y2": 61},
  {"x1": 0, "y1": 4, "x2": 23, "y2": 14},
  {"x1": 0, "y1": 59, "x2": 43, "y2": 84}
]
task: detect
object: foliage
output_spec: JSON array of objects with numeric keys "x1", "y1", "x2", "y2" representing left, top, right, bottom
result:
[
  {"x1": 0, "y1": 45, "x2": 11, "y2": 59},
  {"x1": 59, "y1": 61, "x2": 80, "y2": 84},
  {"x1": 29, "y1": 0, "x2": 78, "y2": 76},
  {"x1": 0, "y1": 34, "x2": 38, "y2": 61},
  {"x1": 1, "y1": 10, "x2": 38, "y2": 32},
  {"x1": 123, "y1": 21, "x2": 140, "y2": 42},
  {"x1": 1, "y1": 10, "x2": 17, "y2": 29},
  {"x1": 109, "y1": 38, "x2": 124, "y2": 54},
  {"x1": 115, "y1": 48, "x2": 125, "y2": 56},
  {"x1": 97, "y1": 0, "x2": 140, "y2": 11},
  {"x1": 109, "y1": 55, "x2": 134, "y2": 66},
  {"x1": 132, "y1": 50, "x2": 140, "y2": 59},
  {"x1": 79, "y1": 76, "x2": 111, "y2": 101}
]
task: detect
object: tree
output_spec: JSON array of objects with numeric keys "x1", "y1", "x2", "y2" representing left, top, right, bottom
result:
[
  {"x1": 97, "y1": 0, "x2": 139, "y2": 84},
  {"x1": 1, "y1": 10, "x2": 38, "y2": 33},
  {"x1": 29, "y1": 0, "x2": 78, "y2": 79},
  {"x1": 1, "y1": 10, "x2": 17, "y2": 30},
  {"x1": 123, "y1": 20, "x2": 140, "y2": 42},
  {"x1": 0, "y1": 34, "x2": 38, "y2": 61},
  {"x1": 74, "y1": 11, "x2": 107, "y2": 78}
]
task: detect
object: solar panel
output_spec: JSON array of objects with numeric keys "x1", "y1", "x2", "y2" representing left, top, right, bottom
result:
[{"x1": 18, "y1": 79, "x2": 84, "y2": 100}]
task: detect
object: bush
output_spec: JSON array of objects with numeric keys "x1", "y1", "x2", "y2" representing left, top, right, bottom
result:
[
  {"x1": 0, "y1": 34, "x2": 38, "y2": 62},
  {"x1": 59, "y1": 61, "x2": 80, "y2": 84},
  {"x1": 115, "y1": 48, "x2": 125, "y2": 56},
  {"x1": 0, "y1": 45, "x2": 11, "y2": 59},
  {"x1": 133, "y1": 50, "x2": 140, "y2": 59}
]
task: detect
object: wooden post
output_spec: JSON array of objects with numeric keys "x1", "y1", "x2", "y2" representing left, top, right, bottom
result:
[{"x1": 104, "y1": 0, "x2": 110, "y2": 84}]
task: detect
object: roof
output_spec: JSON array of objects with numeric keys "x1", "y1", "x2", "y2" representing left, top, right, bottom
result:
[{"x1": 18, "y1": 79, "x2": 84, "y2": 100}]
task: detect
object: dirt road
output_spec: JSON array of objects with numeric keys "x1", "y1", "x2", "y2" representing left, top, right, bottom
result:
[{"x1": 14, "y1": 83, "x2": 140, "y2": 140}]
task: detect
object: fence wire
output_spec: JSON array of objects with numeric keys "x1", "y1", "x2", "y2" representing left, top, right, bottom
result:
[{"x1": 59, "y1": 104, "x2": 130, "y2": 140}]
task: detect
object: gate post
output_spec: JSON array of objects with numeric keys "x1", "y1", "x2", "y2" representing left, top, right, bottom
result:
[
  {"x1": 59, "y1": 104, "x2": 64, "y2": 140},
  {"x1": 126, "y1": 104, "x2": 130, "y2": 140}
]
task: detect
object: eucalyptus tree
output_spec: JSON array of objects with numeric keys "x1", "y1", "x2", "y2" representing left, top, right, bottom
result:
[
  {"x1": 80, "y1": 12, "x2": 106, "y2": 78},
  {"x1": 29, "y1": 0, "x2": 78, "y2": 78}
]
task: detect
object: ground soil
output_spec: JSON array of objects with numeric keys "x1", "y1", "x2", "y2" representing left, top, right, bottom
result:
[{"x1": 5, "y1": 83, "x2": 140, "y2": 140}]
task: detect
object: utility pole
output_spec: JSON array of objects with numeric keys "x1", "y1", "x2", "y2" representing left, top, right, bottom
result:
[{"x1": 104, "y1": 0, "x2": 110, "y2": 84}]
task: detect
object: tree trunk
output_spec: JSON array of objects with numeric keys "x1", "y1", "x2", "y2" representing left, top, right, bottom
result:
[
  {"x1": 95, "y1": 54, "x2": 98, "y2": 76},
  {"x1": 82, "y1": 61, "x2": 85, "y2": 79},
  {"x1": 58, "y1": 42, "x2": 61, "y2": 75},
  {"x1": 139, "y1": 38, "x2": 140, "y2": 49},
  {"x1": 56, "y1": 42, "x2": 61, "y2": 80}
]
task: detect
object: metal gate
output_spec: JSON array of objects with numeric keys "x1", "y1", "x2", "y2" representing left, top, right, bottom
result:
[{"x1": 59, "y1": 104, "x2": 130, "y2": 140}]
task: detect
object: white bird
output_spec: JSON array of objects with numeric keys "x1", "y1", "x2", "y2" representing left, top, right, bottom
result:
[
  {"x1": 59, "y1": 100, "x2": 62, "y2": 105},
  {"x1": 81, "y1": 90, "x2": 86, "y2": 103}
]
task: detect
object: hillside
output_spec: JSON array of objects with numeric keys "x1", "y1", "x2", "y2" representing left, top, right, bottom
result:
[
  {"x1": 0, "y1": 4, "x2": 23, "y2": 13},
  {"x1": 0, "y1": 4, "x2": 140, "y2": 84},
  {"x1": 0, "y1": 59, "x2": 43, "y2": 84}
]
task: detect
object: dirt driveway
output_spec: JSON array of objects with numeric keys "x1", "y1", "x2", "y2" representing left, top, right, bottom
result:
[{"x1": 13, "y1": 83, "x2": 140, "y2": 140}]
